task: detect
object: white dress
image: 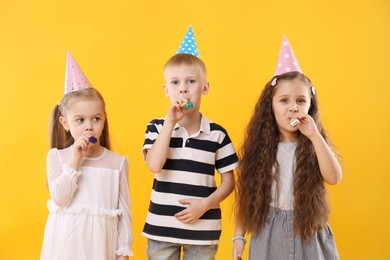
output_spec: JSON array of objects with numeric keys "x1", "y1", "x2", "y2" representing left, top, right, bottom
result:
[{"x1": 41, "y1": 147, "x2": 133, "y2": 260}]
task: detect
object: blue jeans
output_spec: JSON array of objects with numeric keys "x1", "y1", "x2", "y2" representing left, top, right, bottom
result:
[{"x1": 146, "y1": 239, "x2": 218, "y2": 260}]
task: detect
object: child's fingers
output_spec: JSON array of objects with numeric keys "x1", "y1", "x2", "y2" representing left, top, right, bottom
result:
[
  {"x1": 174, "y1": 210, "x2": 192, "y2": 223},
  {"x1": 173, "y1": 102, "x2": 182, "y2": 110},
  {"x1": 178, "y1": 216, "x2": 193, "y2": 224},
  {"x1": 175, "y1": 207, "x2": 196, "y2": 221},
  {"x1": 81, "y1": 137, "x2": 89, "y2": 148},
  {"x1": 74, "y1": 136, "x2": 90, "y2": 152},
  {"x1": 297, "y1": 113, "x2": 314, "y2": 123},
  {"x1": 296, "y1": 113, "x2": 307, "y2": 121},
  {"x1": 233, "y1": 249, "x2": 243, "y2": 260},
  {"x1": 171, "y1": 98, "x2": 183, "y2": 109},
  {"x1": 233, "y1": 243, "x2": 245, "y2": 260},
  {"x1": 178, "y1": 199, "x2": 190, "y2": 204},
  {"x1": 174, "y1": 208, "x2": 188, "y2": 217},
  {"x1": 168, "y1": 102, "x2": 184, "y2": 117},
  {"x1": 82, "y1": 142, "x2": 90, "y2": 151}
]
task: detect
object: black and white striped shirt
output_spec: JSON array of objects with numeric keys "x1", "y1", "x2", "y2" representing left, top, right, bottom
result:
[{"x1": 142, "y1": 115, "x2": 239, "y2": 245}]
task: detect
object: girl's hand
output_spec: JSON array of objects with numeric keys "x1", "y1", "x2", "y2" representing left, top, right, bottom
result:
[
  {"x1": 174, "y1": 198, "x2": 208, "y2": 224},
  {"x1": 296, "y1": 114, "x2": 320, "y2": 139},
  {"x1": 117, "y1": 256, "x2": 129, "y2": 260},
  {"x1": 68, "y1": 134, "x2": 92, "y2": 171},
  {"x1": 232, "y1": 239, "x2": 245, "y2": 260},
  {"x1": 72, "y1": 134, "x2": 91, "y2": 159}
]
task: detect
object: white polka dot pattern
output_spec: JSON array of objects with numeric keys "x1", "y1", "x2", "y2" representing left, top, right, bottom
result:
[
  {"x1": 274, "y1": 35, "x2": 302, "y2": 76},
  {"x1": 176, "y1": 26, "x2": 200, "y2": 58}
]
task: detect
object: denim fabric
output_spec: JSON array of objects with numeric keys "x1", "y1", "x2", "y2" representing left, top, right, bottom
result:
[{"x1": 147, "y1": 239, "x2": 218, "y2": 260}]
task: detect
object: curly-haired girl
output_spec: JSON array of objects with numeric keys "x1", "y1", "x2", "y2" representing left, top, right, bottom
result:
[{"x1": 232, "y1": 36, "x2": 342, "y2": 260}]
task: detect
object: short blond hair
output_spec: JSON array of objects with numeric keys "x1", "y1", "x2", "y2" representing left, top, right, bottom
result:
[{"x1": 164, "y1": 53, "x2": 207, "y2": 79}]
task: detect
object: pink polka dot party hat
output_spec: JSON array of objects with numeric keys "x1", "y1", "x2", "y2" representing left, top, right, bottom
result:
[{"x1": 274, "y1": 34, "x2": 302, "y2": 76}]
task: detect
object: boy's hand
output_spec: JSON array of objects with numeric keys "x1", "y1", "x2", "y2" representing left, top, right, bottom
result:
[
  {"x1": 165, "y1": 98, "x2": 191, "y2": 124},
  {"x1": 174, "y1": 198, "x2": 208, "y2": 224}
]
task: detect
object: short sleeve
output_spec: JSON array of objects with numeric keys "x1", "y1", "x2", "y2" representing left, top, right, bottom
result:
[
  {"x1": 215, "y1": 129, "x2": 239, "y2": 173},
  {"x1": 142, "y1": 119, "x2": 164, "y2": 158}
]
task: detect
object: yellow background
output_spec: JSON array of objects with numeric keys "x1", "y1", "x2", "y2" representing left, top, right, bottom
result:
[{"x1": 1, "y1": 0, "x2": 389, "y2": 259}]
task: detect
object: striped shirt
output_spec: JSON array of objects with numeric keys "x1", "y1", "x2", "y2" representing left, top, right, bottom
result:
[{"x1": 142, "y1": 115, "x2": 239, "y2": 245}]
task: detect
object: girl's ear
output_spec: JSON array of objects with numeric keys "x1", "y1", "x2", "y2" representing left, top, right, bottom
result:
[
  {"x1": 202, "y1": 82, "x2": 210, "y2": 95},
  {"x1": 59, "y1": 116, "x2": 69, "y2": 131}
]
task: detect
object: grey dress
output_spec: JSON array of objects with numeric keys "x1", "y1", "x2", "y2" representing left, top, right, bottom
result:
[{"x1": 249, "y1": 142, "x2": 339, "y2": 260}]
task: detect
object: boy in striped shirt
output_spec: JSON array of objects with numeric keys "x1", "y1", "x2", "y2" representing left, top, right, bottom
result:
[{"x1": 142, "y1": 27, "x2": 239, "y2": 260}]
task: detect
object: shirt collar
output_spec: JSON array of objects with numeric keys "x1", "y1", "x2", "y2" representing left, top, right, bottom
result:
[{"x1": 173, "y1": 114, "x2": 211, "y2": 135}]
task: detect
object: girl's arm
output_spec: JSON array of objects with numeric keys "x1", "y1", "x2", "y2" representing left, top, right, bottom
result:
[
  {"x1": 46, "y1": 149, "x2": 82, "y2": 207},
  {"x1": 309, "y1": 133, "x2": 342, "y2": 185},
  {"x1": 47, "y1": 135, "x2": 93, "y2": 206},
  {"x1": 298, "y1": 114, "x2": 342, "y2": 185},
  {"x1": 232, "y1": 222, "x2": 246, "y2": 260},
  {"x1": 116, "y1": 157, "x2": 134, "y2": 258},
  {"x1": 174, "y1": 171, "x2": 235, "y2": 223}
]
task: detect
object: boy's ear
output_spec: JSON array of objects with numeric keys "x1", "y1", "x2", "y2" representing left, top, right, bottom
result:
[
  {"x1": 59, "y1": 116, "x2": 69, "y2": 131},
  {"x1": 202, "y1": 82, "x2": 210, "y2": 95},
  {"x1": 163, "y1": 84, "x2": 169, "y2": 97}
]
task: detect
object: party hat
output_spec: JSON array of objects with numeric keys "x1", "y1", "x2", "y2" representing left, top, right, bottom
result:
[
  {"x1": 176, "y1": 26, "x2": 200, "y2": 58},
  {"x1": 274, "y1": 34, "x2": 302, "y2": 76},
  {"x1": 64, "y1": 51, "x2": 93, "y2": 94}
]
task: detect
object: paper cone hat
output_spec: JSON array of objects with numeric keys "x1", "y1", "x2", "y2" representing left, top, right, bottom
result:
[
  {"x1": 176, "y1": 26, "x2": 200, "y2": 58},
  {"x1": 274, "y1": 34, "x2": 302, "y2": 76},
  {"x1": 64, "y1": 51, "x2": 93, "y2": 94}
]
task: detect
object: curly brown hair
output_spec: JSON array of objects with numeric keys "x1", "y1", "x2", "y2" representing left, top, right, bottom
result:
[{"x1": 236, "y1": 71, "x2": 330, "y2": 241}]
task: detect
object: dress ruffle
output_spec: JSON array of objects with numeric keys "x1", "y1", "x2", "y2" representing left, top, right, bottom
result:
[
  {"x1": 47, "y1": 200, "x2": 122, "y2": 217},
  {"x1": 116, "y1": 247, "x2": 134, "y2": 257}
]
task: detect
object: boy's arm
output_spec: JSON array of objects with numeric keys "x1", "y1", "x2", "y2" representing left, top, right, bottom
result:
[
  {"x1": 145, "y1": 120, "x2": 175, "y2": 173},
  {"x1": 175, "y1": 170, "x2": 235, "y2": 224},
  {"x1": 145, "y1": 100, "x2": 187, "y2": 173}
]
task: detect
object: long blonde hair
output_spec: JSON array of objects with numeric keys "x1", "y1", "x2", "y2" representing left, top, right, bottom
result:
[{"x1": 49, "y1": 88, "x2": 111, "y2": 150}]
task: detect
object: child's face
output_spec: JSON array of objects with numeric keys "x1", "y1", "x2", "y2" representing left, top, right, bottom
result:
[
  {"x1": 164, "y1": 64, "x2": 209, "y2": 109},
  {"x1": 272, "y1": 79, "x2": 311, "y2": 138},
  {"x1": 59, "y1": 99, "x2": 106, "y2": 145}
]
